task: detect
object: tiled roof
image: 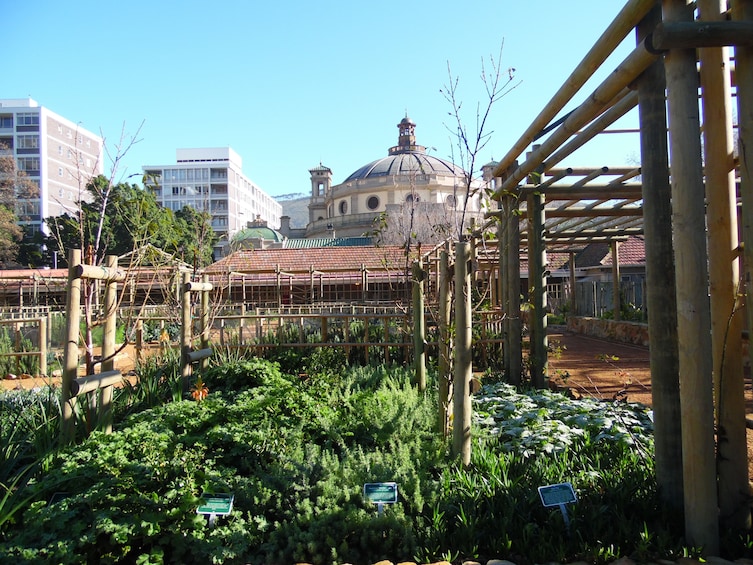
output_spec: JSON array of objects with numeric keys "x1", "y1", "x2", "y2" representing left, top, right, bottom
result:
[
  {"x1": 574, "y1": 236, "x2": 645, "y2": 268},
  {"x1": 205, "y1": 245, "x2": 413, "y2": 275},
  {"x1": 613, "y1": 236, "x2": 646, "y2": 265}
]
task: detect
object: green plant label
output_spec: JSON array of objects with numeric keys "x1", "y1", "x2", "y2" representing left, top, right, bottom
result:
[
  {"x1": 538, "y1": 482, "x2": 576, "y2": 507},
  {"x1": 363, "y1": 482, "x2": 398, "y2": 504},
  {"x1": 196, "y1": 493, "x2": 234, "y2": 515}
]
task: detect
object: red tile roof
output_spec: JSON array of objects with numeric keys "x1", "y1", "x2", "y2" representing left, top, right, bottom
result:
[{"x1": 205, "y1": 245, "x2": 415, "y2": 275}]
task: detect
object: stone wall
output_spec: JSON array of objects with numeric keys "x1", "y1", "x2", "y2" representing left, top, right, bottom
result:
[{"x1": 566, "y1": 316, "x2": 649, "y2": 347}]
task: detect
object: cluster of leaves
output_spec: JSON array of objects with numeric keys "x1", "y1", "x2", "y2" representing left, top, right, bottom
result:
[{"x1": 43, "y1": 175, "x2": 216, "y2": 269}]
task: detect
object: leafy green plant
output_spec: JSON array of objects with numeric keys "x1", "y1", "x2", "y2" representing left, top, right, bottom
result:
[{"x1": 0, "y1": 358, "x2": 716, "y2": 564}]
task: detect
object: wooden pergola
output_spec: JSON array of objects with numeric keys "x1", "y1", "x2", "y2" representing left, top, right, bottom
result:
[{"x1": 477, "y1": 0, "x2": 753, "y2": 554}]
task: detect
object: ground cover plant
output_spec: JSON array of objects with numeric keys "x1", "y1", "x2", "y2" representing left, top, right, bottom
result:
[{"x1": 1, "y1": 353, "x2": 751, "y2": 564}]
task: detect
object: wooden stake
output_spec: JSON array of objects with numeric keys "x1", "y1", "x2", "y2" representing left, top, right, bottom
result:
[
  {"x1": 635, "y1": 2, "x2": 684, "y2": 514},
  {"x1": 664, "y1": 0, "x2": 719, "y2": 553},
  {"x1": 453, "y1": 242, "x2": 472, "y2": 466},
  {"x1": 703, "y1": 0, "x2": 752, "y2": 531}
]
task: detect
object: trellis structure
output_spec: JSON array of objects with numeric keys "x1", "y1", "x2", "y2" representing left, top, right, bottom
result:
[{"x1": 473, "y1": 0, "x2": 753, "y2": 554}]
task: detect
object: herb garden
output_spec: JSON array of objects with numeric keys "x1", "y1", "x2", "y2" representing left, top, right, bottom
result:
[{"x1": 3, "y1": 345, "x2": 737, "y2": 565}]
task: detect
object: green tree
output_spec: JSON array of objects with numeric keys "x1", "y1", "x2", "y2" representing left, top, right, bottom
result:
[
  {"x1": 175, "y1": 205, "x2": 217, "y2": 268},
  {"x1": 44, "y1": 175, "x2": 215, "y2": 268}
]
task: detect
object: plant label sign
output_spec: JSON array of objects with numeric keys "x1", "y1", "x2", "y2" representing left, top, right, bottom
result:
[
  {"x1": 538, "y1": 482, "x2": 576, "y2": 532},
  {"x1": 538, "y1": 482, "x2": 576, "y2": 507},
  {"x1": 197, "y1": 493, "x2": 234, "y2": 527},
  {"x1": 364, "y1": 482, "x2": 398, "y2": 515},
  {"x1": 364, "y1": 482, "x2": 398, "y2": 504}
]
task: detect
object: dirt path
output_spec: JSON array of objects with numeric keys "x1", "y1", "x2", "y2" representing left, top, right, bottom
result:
[
  {"x1": 547, "y1": 329, "x2": 653, "y2": 406},
  {"x1": 548, "y1": 328, "x2": 753, "y2": 483}
]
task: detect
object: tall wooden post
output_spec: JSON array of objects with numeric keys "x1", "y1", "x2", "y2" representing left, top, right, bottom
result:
[
  {"x1": 527, "y1": 190, "x2": 548, "y2": 388},
  {"x1": 99, "y1": 255, "x2": 118, "y2": 434},
  {"x1": 200, "y1": 274, "x2": 211, "y2": 371},
  {"x1": 663, "y1": 0, "x2": 719, "y2": 553},
  {"x1": 181, "y1": 271, "x2": 192, "y2": 382},
  {"x1": 453, "y1": 241, "x2": 472, "y2": 466},
  {"x1": 61, "y1": 248, "x2": 82, "y2": 445},
  {"x1": 611, "y1": 241, "x2": 621, "y2": 321},
  {"x1": 499, "y1": 214, "x2": 510, "y2": 379},
  {"x1": 38, "y1": 316, "x2": 47, "y2": 378},
  {"x1": 438, "y1": 245, "x2": 452, "y2": 436},
  {"x1": 506, "y1": 194, "x2": 523, "y2": 384},
  {"x1": 412, "y1": 259, "x2": 426, "y2": 392},
  {"x1": 735, "y1": 0, "x2": 753, "y2": 372},
  {"x1": 699, "y1": 0, "x2": 750, "y2": 531},
  {"x1": 635, "y1": 2, "x2": 684, "y2": 513}
]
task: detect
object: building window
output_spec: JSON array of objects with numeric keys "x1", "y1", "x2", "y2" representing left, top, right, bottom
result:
[
  {"x1": 0, "y1": 115, "x2": 12, "y2": 129},
  {"x1": 406, "y1": 193, "x2": 420, "y2": 204},
  {"x1": 367, "y1": 195, "x2": 379, "y2": 210},
  {"x1": 17, "y1": 157, "x2": 40, "y2": 175},
  {"x1": 16, "y1": 113, "x2": 39, "y2": 126},
  {"x1": 339, "y1": 200, "x2": 348, "y2": 215},
  {"x1": 445, "y1": 194, "x2": 457, "y2": 208},
  {"x1": 17, "y1": 135, "x2": 39, "y2": 149}
]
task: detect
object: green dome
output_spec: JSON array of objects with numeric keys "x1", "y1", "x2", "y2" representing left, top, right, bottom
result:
[{"x1": 232, "y1": 226, "x2": 284, "y2": 244}]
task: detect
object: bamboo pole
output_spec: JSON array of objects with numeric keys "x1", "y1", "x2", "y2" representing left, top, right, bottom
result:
[
  {"x1": 61, "y1": 248, "x2": 82, "y2": 446},
  {"x1": 492, "y1": 0, "x2": 658, "y2": 177},
  {"x1": 635, "y1": 3, "x2": 684, "y2": 513},
  {"x1": 663, "y1": 0, "x2": 719, "y2": 553},
  {"x1": 700, "y1": 0, "x2": 750, "y2": 531},
  {"x1": 438, "y1": 245, "x2": 452, "y2": 436},
  {"x1": 453, "y1": 241, "x2": 472, "y2": 466}
]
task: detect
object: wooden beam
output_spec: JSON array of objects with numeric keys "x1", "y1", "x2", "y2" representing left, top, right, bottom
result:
[
  {"x1": 546, "y1": 207, "x2": 643, "y2": 217},
  {"x1": 651, "y1": 20, "x2": 753, "y2": 50},
  {"x1": 664, "y1": 0, "x2": 719, "y2": 553},
  {"x1": 492, "y1": 0, "x2": 658, "y2": 178}
]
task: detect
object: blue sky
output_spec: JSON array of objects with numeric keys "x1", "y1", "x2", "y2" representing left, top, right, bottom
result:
[{"x1": 3, "y1": 1, "x2": 640, "y2": 197}]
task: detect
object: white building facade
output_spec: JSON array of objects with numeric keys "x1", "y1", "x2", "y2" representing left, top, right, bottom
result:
[
  {"x1": 143, "y1": 147, "x2": 282, "y2": 254},
  {"x1": 0, "y1": 98, "x2": 103, "y2": 236},
  {"x1": 306, "y1": 116, "x2": 485, "y2": 239}
]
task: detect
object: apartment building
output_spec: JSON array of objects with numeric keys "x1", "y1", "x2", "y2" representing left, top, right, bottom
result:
[
  {"x1": 143, "y1": 147, "x2": 282, "y2": 255},
  {"x1": 0, "y1": 98, "x2": 103, "y2": 237}
]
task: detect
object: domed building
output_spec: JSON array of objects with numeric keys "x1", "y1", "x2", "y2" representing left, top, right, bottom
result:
[{"x1": 305, "y1": 116, "x2": 487, "y2": 240}]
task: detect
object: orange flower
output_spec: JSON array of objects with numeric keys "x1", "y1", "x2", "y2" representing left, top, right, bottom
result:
[{"x1": 191, "y1": 376, "x2": 209, "y2": 402}]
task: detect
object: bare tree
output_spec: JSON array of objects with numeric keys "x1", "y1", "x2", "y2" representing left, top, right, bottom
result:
[
  {"x1": 0, "y1": 144, "x2": 39, "y2": 266},
  {"x1": 441, "y1": 43, "x2": 519, "y2": 239}
]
